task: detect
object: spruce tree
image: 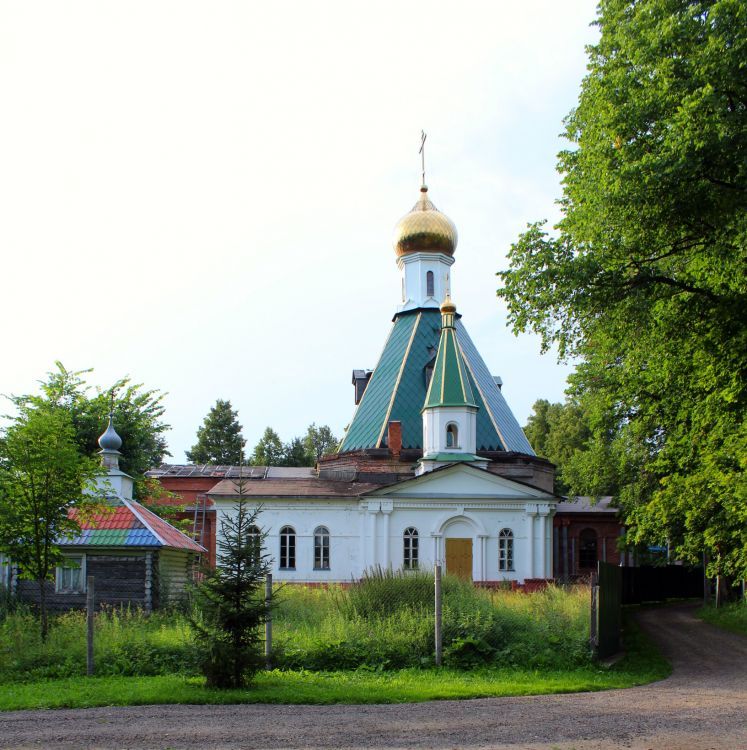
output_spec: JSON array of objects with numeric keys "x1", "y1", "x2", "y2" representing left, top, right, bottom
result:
[
  {"x1": 190, "y1": 485, "x2": 270, "y2": 688},
  {"x1": 187, "y1": 400, "x2": 246, "y2": 465}
]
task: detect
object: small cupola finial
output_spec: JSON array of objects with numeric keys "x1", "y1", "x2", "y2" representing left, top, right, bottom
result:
[
  {"x1": 98, "y1": 394, "x2": 123, "y2": 470},
  {"x1": 440, "y1": 293, "x2": 457, "y2": 328}
]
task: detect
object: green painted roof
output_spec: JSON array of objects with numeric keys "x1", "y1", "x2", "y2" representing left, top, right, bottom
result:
[
  {"x1": 423, "y1": 314, "x2": 476, "y2": 410},
  {"x1": 339, "y1": 309, "x2": 535, "y2": 454}
]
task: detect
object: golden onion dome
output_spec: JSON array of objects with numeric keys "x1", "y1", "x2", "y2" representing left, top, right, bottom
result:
[
  {"x1": 393, "y1": 185, "x2": 458, "y2": 258},
  {"x1": 440, "y1": 294, "x2": 457, "y2": 315}
]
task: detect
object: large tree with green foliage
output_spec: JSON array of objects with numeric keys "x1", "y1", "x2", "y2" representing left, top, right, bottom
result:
[
  {"x1": 186, "y1": 400, "x2": 246, "y2": 465},
  {"x1": 499, "y1": 0, "x2": 747, "y2": 581},
  {"x1": 523, "y1": 399, "x2": 593, "y2": 496},
  {"x1": 16, "y1": 362, "x2": 170, "y2": 486},
  {"x1": 0, "y1": 406, "x2": 101, "y2": 638},
  {"x1": 303, "y1": 423, "x2": 339, "y2": 464},
  {"x1": 249, "y1": 427, "x2": 285, "y2": 466}
]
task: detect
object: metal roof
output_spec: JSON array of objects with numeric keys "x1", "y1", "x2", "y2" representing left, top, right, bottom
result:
[
  {"x1": 340, "y1": 309, "x2": 534, "y2": 454},
  {"x1": 64, "y1": 499, "x2": 206, "y2": 552}
]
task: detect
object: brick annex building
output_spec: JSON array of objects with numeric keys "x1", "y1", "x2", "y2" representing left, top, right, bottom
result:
[{"x1": 150, "y1": 179, "x2": 623, "y2": 583}]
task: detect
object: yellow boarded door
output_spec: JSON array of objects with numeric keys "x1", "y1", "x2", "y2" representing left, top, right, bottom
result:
[{"x1": 445, "y1": 538, "x2": 473, "y2": 580}]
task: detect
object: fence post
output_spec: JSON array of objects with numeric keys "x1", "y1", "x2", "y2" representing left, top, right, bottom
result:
[
  {"x1": 264, "y1": 573, "x2": 272, "y2": 671},
  {"x1": 434, "y1": 564, "x2": 442, "y2": 667},
  {"x1": 86, "y1": 575, "x2": 95, "y2": 676},
  {"x1": 589, "y1": 571, "x2": 598, "y2": 653}
]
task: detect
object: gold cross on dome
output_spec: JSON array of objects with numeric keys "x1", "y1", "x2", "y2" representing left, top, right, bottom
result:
[{"x1": 419, "y1": 130, "x2": 427, "y2": 187}]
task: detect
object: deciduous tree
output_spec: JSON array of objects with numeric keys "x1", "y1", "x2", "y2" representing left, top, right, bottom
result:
[
  {"x1": 16, "y1": 362, "x2": 170, "y2": 487},
  {"x1": 249, "y1": 427, "x2": 285, "y2": 467},
  {"x1": 303, "y1": 423, "x2": 338, "y2": 464},
  {"x1": 498, "y1": 0, "x2": 747, "y2": 582},
  {"x1": 0, "y1": 406, "x2": 101, "y2": 638}
]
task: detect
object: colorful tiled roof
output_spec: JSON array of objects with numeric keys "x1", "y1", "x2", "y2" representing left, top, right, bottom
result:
[
  {"x1": 65, "y1": 499, "x2": 205, "y2": 553},
  {"x1": 339, "y1": 309, "x2": 535, "y2": 454}
]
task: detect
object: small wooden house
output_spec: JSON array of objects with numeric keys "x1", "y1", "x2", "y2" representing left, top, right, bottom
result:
[{"x1": 13, "y1": 416, "x2": 205, "y2": 611}]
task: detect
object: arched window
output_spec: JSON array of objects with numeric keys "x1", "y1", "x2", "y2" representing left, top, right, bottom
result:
[
  {"x1": 279, "y1": 526, "x2": 296, "y2": 569},
  {"x1": 446, "y1": 423, "x2": 458, "y2": 448},
  {"x1": 403, "y1": 527, "x2": 419, "y2": 570},
  {"x1": 498, "y1": 528, "x2": 514, "y2": 571},
  {"x1": 426, "y1": 270, "x2": 435, "y2": 297},
  {"x1": 579, "y1": 528, "x2": 598, "y2": 569},
  {"x1": 314, "y1": 525, "x2": 330, "y2": 570},
  {"x1": 247, "y1": 524, "x2": 261, "y2": 561}
]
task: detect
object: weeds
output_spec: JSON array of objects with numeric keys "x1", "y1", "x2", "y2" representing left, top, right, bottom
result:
[{"x1": 0, "y1": 578, "x2": 593, "y2": 680}]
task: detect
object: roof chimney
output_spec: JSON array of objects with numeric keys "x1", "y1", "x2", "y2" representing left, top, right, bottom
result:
[{"x1": 388, "y1": 421, "x2": 402, "y2": 458}]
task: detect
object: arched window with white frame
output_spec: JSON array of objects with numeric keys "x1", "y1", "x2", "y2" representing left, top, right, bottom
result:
[
  {"x1": 426, "y1": 270, "x2": 435, "y2": 297},
  {"x1": 446, "y1": 422, "x2": 459, "y2": 448},
  {"x1": 314, "y1": 525, "x2": 330, "y2": 570},
  {"x1": 280, "y1": 526, "x2": 296, "y2": 569},
  {"x1": 403, "y1": 527, "x2": 419, "y2": 570},
  {"x1": 498, "y1": 528, "x2": 514, "y2": 572}
]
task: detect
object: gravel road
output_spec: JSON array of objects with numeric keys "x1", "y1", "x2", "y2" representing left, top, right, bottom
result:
[{"x1": 2, "y1": 603, "x2": 746, "y2": 750}]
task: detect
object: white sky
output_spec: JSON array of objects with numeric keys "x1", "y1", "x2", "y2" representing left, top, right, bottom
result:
[{"x1": 0, "y1": 1, "x2": 598, "y2": 461}]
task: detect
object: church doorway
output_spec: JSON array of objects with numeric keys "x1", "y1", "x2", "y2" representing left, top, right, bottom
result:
[{"x1": 445, "y1": 538, "x2": 472, "y2": 580}]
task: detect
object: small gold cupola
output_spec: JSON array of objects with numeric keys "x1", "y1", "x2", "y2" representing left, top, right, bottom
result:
[{"x1": 392, "y1": 185, "x2": 458, "y2": 258}]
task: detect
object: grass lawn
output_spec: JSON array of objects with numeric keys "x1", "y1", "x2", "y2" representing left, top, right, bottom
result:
[
  {"x1": 0, "y1": 620, "x2": 670, "y2": 711},
  {"x1": 698, "y1": 600, "x2": 747, "y2": 637}
]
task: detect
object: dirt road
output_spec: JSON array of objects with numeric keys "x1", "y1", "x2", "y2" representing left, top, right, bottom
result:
[{"x1": 2, "y1": 604, "x2": 746, "y2": 750}]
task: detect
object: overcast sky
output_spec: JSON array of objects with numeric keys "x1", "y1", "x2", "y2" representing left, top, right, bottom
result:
[{"x1": 0, "y1": 1, "x2": 599, "y2": 461}]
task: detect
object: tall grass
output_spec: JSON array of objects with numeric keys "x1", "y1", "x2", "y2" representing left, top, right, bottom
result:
[
  {"x1": 0, "y1": 576, "x2": 593, "y2": 680},
  {"x1": 272, "y1": 571, "x2": 592, "y2": 671}
]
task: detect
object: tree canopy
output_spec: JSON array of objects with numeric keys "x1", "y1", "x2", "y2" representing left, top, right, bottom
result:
[
  {"x1": 186, "y1": 400, "x2": 246, "y2": 465},
  {"x1": 523, "y1": 399, "x2": 593, "y2": 496},
  {"x1": 248, "y1": 424, "x2": 339, "y2": 467},
  {"x1": 499, "y1": 0, "x2": 747, "y2": 580},
  {"x1": 11, "y1": 362, "x2": 170, "y2": 486},
  {"x1": 249, "y1": 427, "x2": 285, "y2": 467},
  {"x1": 303, "y1": 423, "x2": 339, "y2": 463},
  {"x1": 0, "y1": 405, "x2": 102, "y2": 637}
]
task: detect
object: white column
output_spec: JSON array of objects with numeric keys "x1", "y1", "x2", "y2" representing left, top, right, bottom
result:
[
  {"x1": 539, "y1": 511, "x2": 547, "y2": 580},
  {"x1": 368, "y1": 502, "x2": 380, "y2": 570},
  {"x1": 526, "y1": 507, "x2": 536, "y2": 579},
  {"x1": 382, "y1": 508, "x2": 392, "y2": 569},
  {"x1": 358, "y1": 507, "x2": 367, "y2": 576},
  {"x1": 478, "y1": 534, "x2": 488, "y2": 582}
]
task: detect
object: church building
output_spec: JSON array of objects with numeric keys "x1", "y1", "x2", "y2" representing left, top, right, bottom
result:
[{"x1": 151, "y1": 174, "x2": 559, "y2": 586}]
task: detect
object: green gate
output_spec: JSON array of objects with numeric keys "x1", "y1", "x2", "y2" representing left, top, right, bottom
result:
[{"x1": 595, "y1": 561, "x2": 622, "y2": 658}]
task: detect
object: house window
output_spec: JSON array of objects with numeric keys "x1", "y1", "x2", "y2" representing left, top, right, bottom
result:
[
  {"x1": 579, "y1": 528, "x2": 598, "y2": 569},
  {"x1": 498, "y1": 529, "x2": 514, "y2": 572},
  {"x1": 403, "y1": 527, "x2": 419, "y2": 570},
  {"x1": 314, "y1": 526, "x2": 330, "y2": 570},
  {"x1": 426, "y1": 270, "x2": 434, "y2": 297},
  {"x1": 56, "y1": 555, "x2": 85, "y2": 593},
  {"x1": 446, "y1": 423, "x2": 458, "y2": 448},
  {"x1": 280, "y1": 526, "x2": 296, "y2": 569}
]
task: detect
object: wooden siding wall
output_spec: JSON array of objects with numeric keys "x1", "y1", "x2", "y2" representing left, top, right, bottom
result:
[
  {"x1": 16, "y1": 553, "x2": 146, "y2": 610},
  {"x1": 158, "y1": 548, "x2": 194, "y2": 605}
]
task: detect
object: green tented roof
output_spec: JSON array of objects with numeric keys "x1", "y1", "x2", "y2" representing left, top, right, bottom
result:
[
  {"x1": 423, "y1": 322, "x2": 476, "y2": 409},
  {"x1": 339, "y1": 309, "x2": 535, "y2": 454}
]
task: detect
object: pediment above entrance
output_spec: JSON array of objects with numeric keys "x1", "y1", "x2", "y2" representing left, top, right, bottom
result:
[{"x1": 366, "y1": 462, "x2": 554, "y2": 501}]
